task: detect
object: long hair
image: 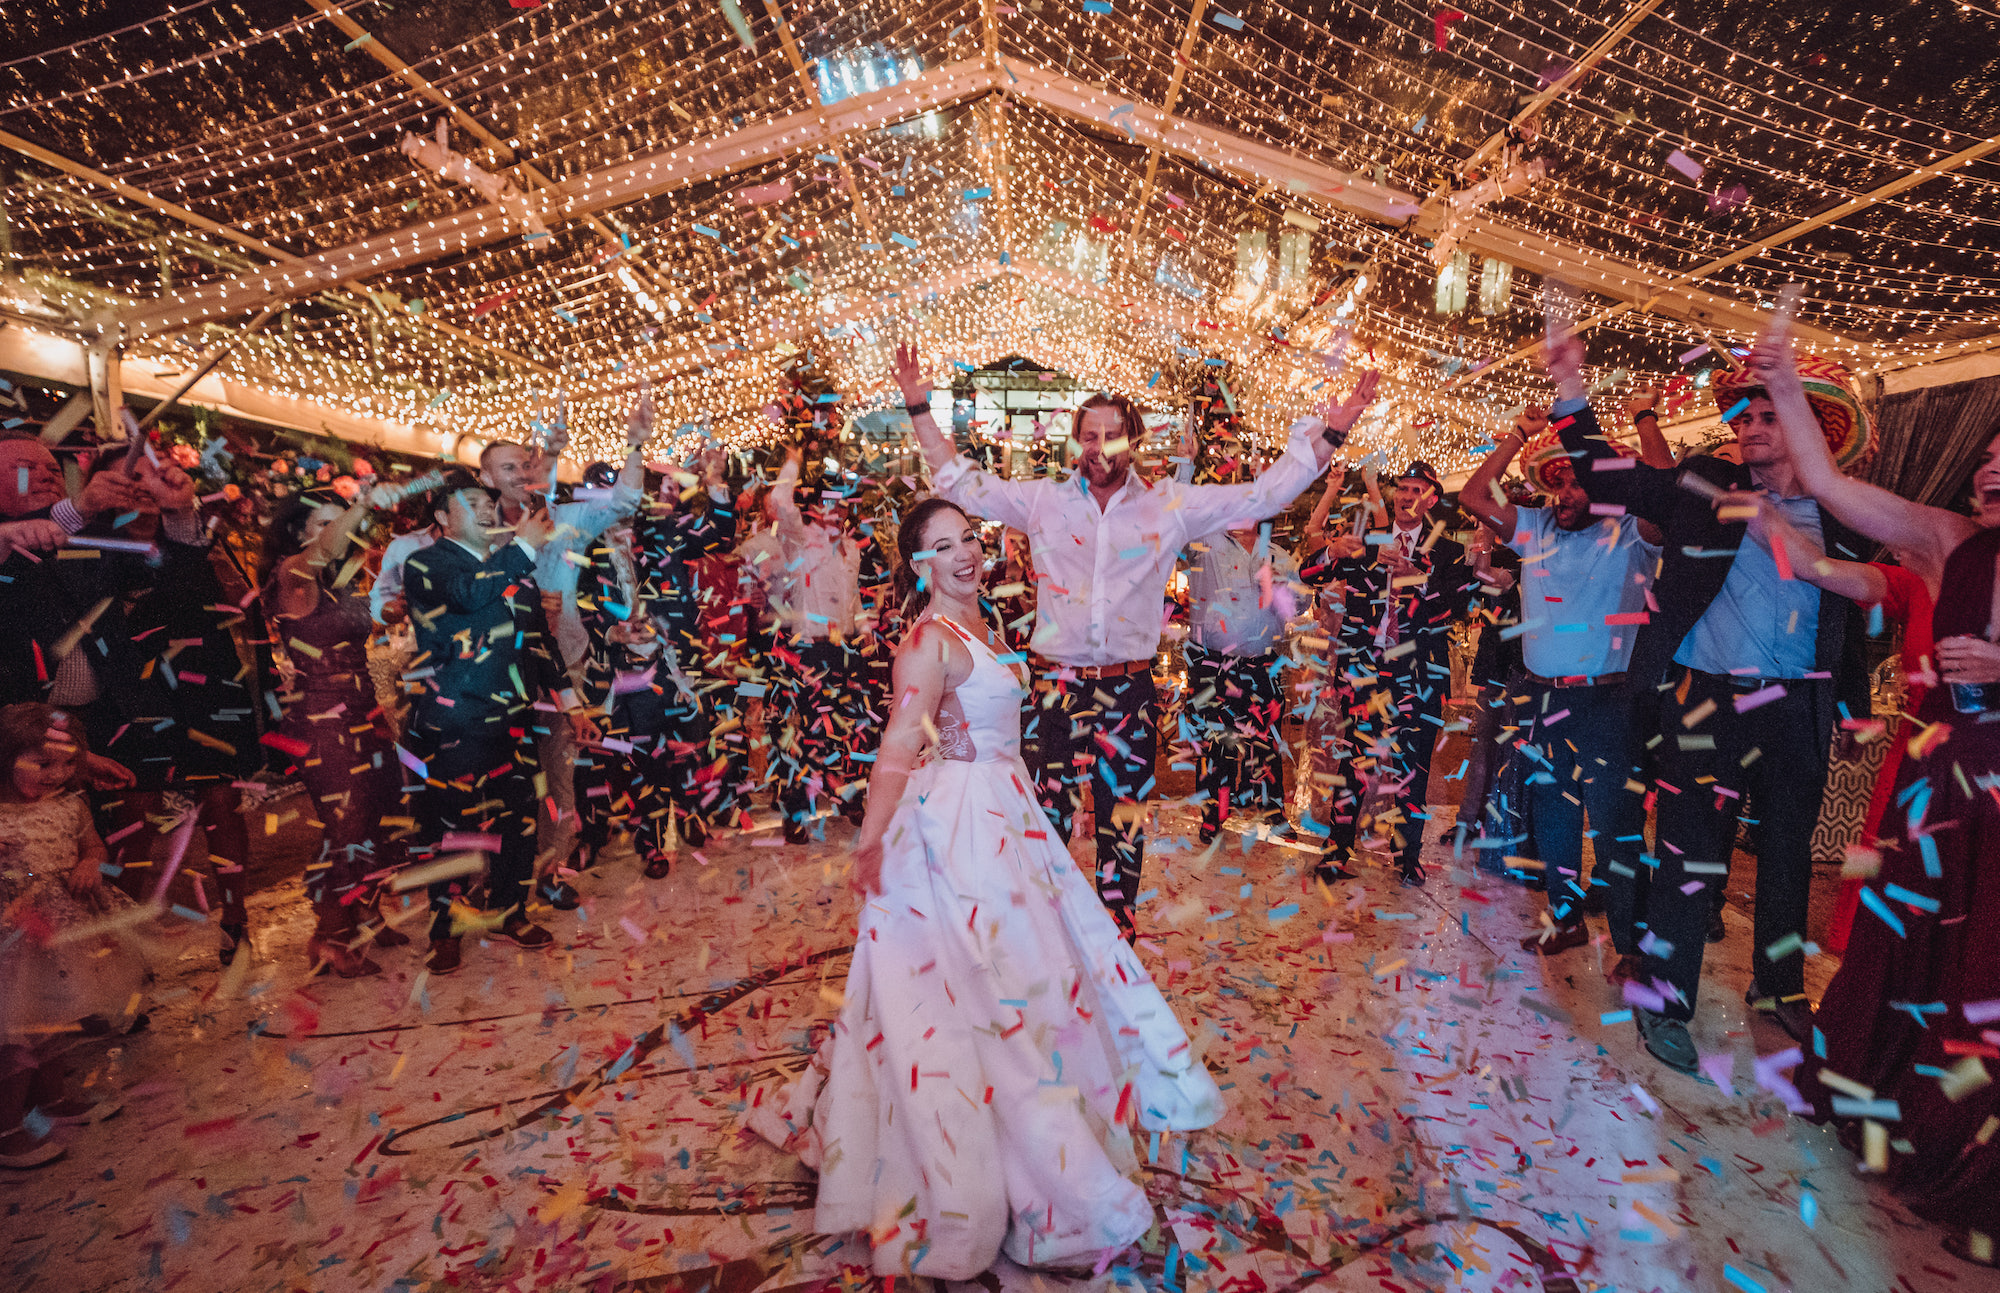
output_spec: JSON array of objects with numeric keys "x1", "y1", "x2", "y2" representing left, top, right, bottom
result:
[
  {"x1": 259, "y1": 493, "x2": 333, "y2": 587},
  {"x1": 894, "y1": 497, "x2": 972, "y2": 623},
  {"x1": 1073, "y1": 392, "x2": 1148, "y2": 454},
  {"x1": 0, "y1": 703, "x2": 89, "y2": 794}
]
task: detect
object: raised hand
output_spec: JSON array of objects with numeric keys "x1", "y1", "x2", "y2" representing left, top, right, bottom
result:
[
  {"x1": 1320, "y1": 369, "x2": 1381, "y2": 435},
  {"x1": 627, "y1": 379, "x2": 656, "y2": 449},
  {"x1": 137, "y1": 456, "x2": 197, "y2": 512},
  {"x1": 1515, "y1": 404, "x2": 1550, "y2": 438},
  {"x1": 1623, "y1": 386, "x2": 1660, "y2": 422},
  {"x1": 891, "y1": 341, "x2": 929, "y2": 404},
  {"x1": 515, "y1": 505, "x2": 556, "y2": 549},
  {"x1": 78, "y1": 466, "x2": 146, "y2": 518},
  {"x1": 1545, "y1": 332, "x2": 1586, "y2": 390}
]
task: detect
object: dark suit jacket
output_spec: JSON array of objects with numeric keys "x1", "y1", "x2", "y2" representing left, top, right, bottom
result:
[
  {"x1": 405, "y1": 538, "x2": 567, "y2": 724},
  {"x1": 1554, "y1": 404, "x2": 1870, "y2": 723},
  {"x1": 1301, "y1": 526, "x2": 1476, "y2": 694},
  {"x1": 0, "y1": 507, "x2": 203, "y2": 723}
]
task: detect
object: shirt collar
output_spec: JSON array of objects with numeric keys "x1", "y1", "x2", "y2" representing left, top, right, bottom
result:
[{"x1": 447, "y1": 536, "x2": 489, "y2": 560}]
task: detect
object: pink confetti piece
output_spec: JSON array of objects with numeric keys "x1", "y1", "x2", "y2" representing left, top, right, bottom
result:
[
  {"x1": 1700, "y1": 1051, "x2": 1737, "y2": 1096},
  {"x1": 735, "y1": 179, "x2": 793, "y2": 206},
  {"x1": 1733, "y1": 683, "x2": 1786, "y2": 713},
  {"x1": 1666, "y1": 149, "x2": 1704, "y2": 181},
  {"x1": 1678, "y1": 343, "x2": 1712, "y2": 364},
  {"x1": 1966, "y1": 999, "x2": 2000, "y2": 1025},
  {"x1": 440, "y1": 831, "x2": 502, "y2": 852}
]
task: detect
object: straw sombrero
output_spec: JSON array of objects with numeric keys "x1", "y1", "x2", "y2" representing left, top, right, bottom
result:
[
  {"x1": 1519, "y1": 428, "x2": 1632, "y2": 494},
  {"x1": 1713, "y1": 355, "x2": 1872, "y2": 473}
]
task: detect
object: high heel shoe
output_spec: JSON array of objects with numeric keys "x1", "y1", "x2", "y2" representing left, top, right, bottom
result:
[{"x1": 306, "y1": 934, "x2": 382, "y2": 979}]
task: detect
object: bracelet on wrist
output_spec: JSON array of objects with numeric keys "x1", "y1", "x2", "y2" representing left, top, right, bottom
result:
[
  {"x1": 1633, "y1": 409, "x2": 1659, "y2": 421},
  {"x1": 903, "y1": 399, "x2": 932, "y2": 418}
]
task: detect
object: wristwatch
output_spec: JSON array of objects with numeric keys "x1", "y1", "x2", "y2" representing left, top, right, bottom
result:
[{"x1": 1633, "y1": 408, "x2": 1659, "y2": 421}]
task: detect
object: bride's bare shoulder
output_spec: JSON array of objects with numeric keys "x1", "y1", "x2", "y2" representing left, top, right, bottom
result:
[{"x1": 895, "y1": 618, "x2": 972, "y2": 681}]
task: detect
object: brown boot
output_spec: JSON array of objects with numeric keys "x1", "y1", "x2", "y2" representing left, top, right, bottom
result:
[{"x1": 358, "y1": 892, "x2": 413, "y2": 948}]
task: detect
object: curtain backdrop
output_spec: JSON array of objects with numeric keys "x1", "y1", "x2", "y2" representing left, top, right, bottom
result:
[{"x1": 1867, "y1": 374, "x2": 2000, "y2": 514}]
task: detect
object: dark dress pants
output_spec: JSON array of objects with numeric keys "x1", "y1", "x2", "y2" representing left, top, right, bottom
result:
[
  {"x1": 1642, "y1": 671, "x2": 1832, "y2": 1020},
  {"x1": 1186, "y1": 645, "x2": 1284, "y2": 822},
  {"x1": 408, "y1": 703, "x2": 543, "y2": 940},
  {"x1": 1025, "y1": 668, "x2": 1158, "y2": 924},
  {"x1": 1517, "y1": 681, "x2": 1649, "y2": 952},
  {"x1": 1327, "y1": 661, "x2": 1442, "y2": 874}
]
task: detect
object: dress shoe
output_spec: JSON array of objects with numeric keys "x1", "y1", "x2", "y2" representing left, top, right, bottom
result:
[
  {"x1": 1634, "y1": 1009, "x2": 1699, "y2": 1074},
  {"x1": 1746, "y1": 984, "x2": 1814, "y2": 1045},
  {"x1": 643, "y1": 855, "x2": 672, "y2": 880},
  {"x1": 0, "y1": 1131, "x2": 63, "y2": 1170},
  {"x1": 678, "y1": 814, "x2": 709, "y2": 848},
  {"x1": 539, "y1": 880, "x2": 581, "y2": 911},
  {"x1": 366, "y1": 919, "x2": 413, "y2": 949},
  {"x1": 1313, "y1": 861, "x2": 1356, "y2": 885},
  {"x1": 45, "y1": 1097, "x2": 123, "y2": 1126},
  {"x1": 784, "y1": 820, "x2": 808, "y2": 847},
  {"x1": 1579, "y1": 885, "x2": 1607, "y2": 916},
  {"x1": 217, "y1": 919, "x2": 249, "y2": 967},
  {"x1": 1519, "y1": 920, "x2": 1590, "y2": 956},
  {"x1": 1260, "y1": 813, "x2": 1296, "y2": 841},
  {"x1": 1607, "y1": 953, "x2": 1645, "y2": 986},
  {"x1": 494, "y1": 917, "x2": 555, "y2": 950},
  {"x1": 1198, "y1": 818, "x2": 1221, "y2": 846},
  {"x1": 426, "y1": 937, "x2": 463, "y2": 976},
  {"x1": 1399, "y1": 862, "x2": 1426, "y2": 888},
  {"x1": 306, "y1": 935, "x2": 382, "y2": 979}
]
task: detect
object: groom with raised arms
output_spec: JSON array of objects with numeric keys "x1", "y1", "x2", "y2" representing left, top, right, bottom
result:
[{"x1": 893, "y1": 344, "x2": 1378, "y2": 940}]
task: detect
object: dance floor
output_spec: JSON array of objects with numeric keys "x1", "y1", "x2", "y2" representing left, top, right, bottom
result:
[{"x1": 0, "y1": 804, "x2": 1960, "y2": 1293}]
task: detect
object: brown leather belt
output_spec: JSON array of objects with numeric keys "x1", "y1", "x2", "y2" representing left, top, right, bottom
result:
[
  {"x1": 1032, "y1": 655, "x2": 1151, "y2": 680},
  {"x1": 1523, "y1": 670, "x2": 1626, "y2": 690}
]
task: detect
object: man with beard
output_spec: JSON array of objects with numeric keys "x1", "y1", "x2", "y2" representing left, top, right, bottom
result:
[
  {"x1": 893, "y1": 343, "x2": 1378, "y2": 940},
  {"x1": 1460, "y1": 412, "x2": 1659, "y2": 971}
]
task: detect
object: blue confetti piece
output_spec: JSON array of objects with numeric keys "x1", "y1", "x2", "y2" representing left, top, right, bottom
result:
[
  {"x1": 1267, "y1": 902, "x2": 1300, "y2": 922},
  {"x1": 1600, "y1": 1009, "x2": 1633, "y2": 1025},
  {"x1": 1212, "y1": 9, "x2": 1244, "y2": 27},
  {"x1": 963, "y1": 186, "x2": 992, "y2": 201},
  {"x1": 1083, "y1": 0, "x2": 1113, "y2": 11},
  {"x1": 1858, "y1": 885, "x2": 1906, "y2": 936},
  {"x1": 693, "y1": 224, "x2": 721, "y2": 238},
  {"x1": 1721, "y1": 397, "x2": 1752, "y2": 423},
  {"x1": 889, "y1": 231, "x2": 920, "y2": 248},
  {"x1": 1881, "y1": 882, "x2": 1939, "y2": 913}
]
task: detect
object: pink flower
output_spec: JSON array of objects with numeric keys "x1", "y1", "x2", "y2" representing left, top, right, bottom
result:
[
  {"x1": 170, "y1": 443, "x2": 201, "y2": 469},
  {"x1": 352, "y1": 459, "x2": 376, "y2": 477},
  {"x1": 331, "y1": 476, "x2": 360, "y2": 501}
]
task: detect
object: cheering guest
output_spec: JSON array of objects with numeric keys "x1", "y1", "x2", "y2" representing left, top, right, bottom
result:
[
  {"x1": 1182, "y1": 524, "x2": 1302, "y2": 844},
  {"x1": 1550, "y1": 328, "x2": 1873, "y2": 1074},
  {"x1": 401, "y1": 472, "x2": 599, "y2": 976},
  {"x1": 894, "y1": 342, "x2": 1375, "y2": 938},
  {"x1": 575, "y1": 446, "x2": 736, "y2": 876},
  {"x1": 1753, "y1": 326, "x2": 1998, "y2": 1268},
  {"x1": 1301, "y1": 460, "x2": 1475, "y2": 887},
  {"x1": 1460, "y1": 409, "x2": 1658, "y2": 969},
  {"x1": 767, "y1": 447, "x2": 874, "y2": 844},
  {"x1": 264, "y1": 485, "x2": 419, "y2": 977}
]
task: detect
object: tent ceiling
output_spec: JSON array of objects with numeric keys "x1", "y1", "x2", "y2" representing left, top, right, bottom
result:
[{"x1": 1, "y1": 0, "x2": 1996, "y2": 479}]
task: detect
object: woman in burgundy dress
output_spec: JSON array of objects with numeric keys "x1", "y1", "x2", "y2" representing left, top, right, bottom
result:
[
  {"x1": 264, "y1": 489, "x2": 415, "y2": 977},
  {"x1": 1766, "y1": 330, "x2": 2000, "y2": 1269}
]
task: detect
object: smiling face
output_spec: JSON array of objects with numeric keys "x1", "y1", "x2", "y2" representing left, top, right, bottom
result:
[
  {"x1": 1727, "y1": 395, "x2": 1787, "y2": 467},
  {"x1": 915, "y1": 506, "x2": 982, "y2": 606},
  {"x1": 11, "y1": 738, "x2": 77, "y2": 801},
  {"x1": 479, "y1": 443, "x2": 537, "y2": 510},
  {"x1": 1545, "y1": 461, "x2": 1594, "y2": 530},
  {"x1": 435, "y1": 488, "x2": 499, "y2": 549},
  {"x1": 0, "y1": 439, "x2": 65, "y2": 518},
  {"x1": 1073, "y1": 406, "x2": 1132, "y2": 491},
  {"x1": 1963, "y1": 430, "x2": 2000, "y2": 528}
]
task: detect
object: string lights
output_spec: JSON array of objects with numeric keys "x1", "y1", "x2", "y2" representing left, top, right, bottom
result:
[{"x1": 0, "y1": 0, "x2": 1992, "y2": 482}]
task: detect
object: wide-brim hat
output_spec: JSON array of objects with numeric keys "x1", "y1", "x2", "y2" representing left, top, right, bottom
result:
[
  {"x1": 1713, "y1": 356, "x2": 1871, "y2": 473},
  {"x1": 1520, "y1": 428, "x2": 1633, "y2": 494}
]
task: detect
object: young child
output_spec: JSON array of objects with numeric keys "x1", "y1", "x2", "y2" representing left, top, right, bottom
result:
[{"x1": 0, "y1": 704, "x2": 146, "y2": 1169}]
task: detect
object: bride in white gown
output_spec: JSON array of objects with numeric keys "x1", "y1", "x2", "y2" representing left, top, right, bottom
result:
[{"x1": 749, "y1": 497, "x2": 1223, "y2": 1279}]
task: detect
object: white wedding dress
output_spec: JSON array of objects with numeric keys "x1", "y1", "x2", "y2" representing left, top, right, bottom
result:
[{"x1": 749, "y1": 614, "x2": 1223, "y2": 1279}]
